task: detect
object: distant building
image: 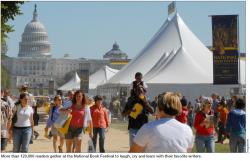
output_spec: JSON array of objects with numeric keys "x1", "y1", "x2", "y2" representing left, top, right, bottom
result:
[
  {"x1": 103, "y1": 42, "x2": 130, "y2": 69},
  {"x1": 103, "y1": 42, "x2": 128, "y2": 60},
  {"x1": 1, "y1": 5, "x2": 129, "y2": 95},
  {"x1": 18, "y1": 4, "x2": 51, "y2": 58}
]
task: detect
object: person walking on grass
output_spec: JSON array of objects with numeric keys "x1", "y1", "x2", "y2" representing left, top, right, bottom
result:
[
  {"x1": 90, "y1": 95, "x2": 110, "y2": 153},
  {"x1": 122, "y1": 85, "x2": 154, "y2": 147},
  {"x1": 1, "y1": 90, "x2": 12, "y2": 152},
  {"x1": 215, "y1": 99, "x2": 229, "y2": 144},
  {"x1": 45, "y1": 95, "x2": 65, "y2": 153},
  {"x1": 12, "y1": 93, "x2": 34, "y2": 153},
  {"x1": 194, "y1": 97, "x2": 215, "y2": 153},
  {"x1": 19, "y1": 85, "x2": 37, "y2": 143},
  {"x1": 226, "y1": 98, "x2": 246, "y2": 153},
  {"x1": 64, "y1": 90, "x2": 92, "y2": 153}
]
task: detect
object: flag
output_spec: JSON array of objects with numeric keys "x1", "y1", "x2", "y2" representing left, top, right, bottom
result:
[{"x1": 168, "y1": 1, "x2": 176, "y2": 15}]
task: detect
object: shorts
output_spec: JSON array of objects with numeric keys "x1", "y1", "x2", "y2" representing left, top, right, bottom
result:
[
  {"x1": 65, "y1": 126, "x2": 83, "y2": 139},
  {"x1": 51, "y1": 125, "x2": 64, "y2": 138},
  {"x1": 1, "y1": 138, "x2": 8, "y2": 151}
]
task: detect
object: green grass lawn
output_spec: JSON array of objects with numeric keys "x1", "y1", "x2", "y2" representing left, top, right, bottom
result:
[
  {"x1": 192, "y1": 143, "x2": 230, "y2": 153},
  {"x1": 110, "y1": 121, "x2": 230, "y2": 153}
]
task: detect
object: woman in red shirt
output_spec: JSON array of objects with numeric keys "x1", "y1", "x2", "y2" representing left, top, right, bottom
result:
[
  {"x1": 194, "y1": 97, "x2": 215, "y2": 152},
  {"x1": 64, "y1": 90, "x2": 92, "y2": 153},
  {"x1": 90, "y1": 95, "x2": 109, "y2": 153}
]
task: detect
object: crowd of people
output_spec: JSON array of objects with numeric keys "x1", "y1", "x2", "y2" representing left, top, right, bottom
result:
[{"x1": 1, "y1": 72, "x2": 246, "y2": 153}]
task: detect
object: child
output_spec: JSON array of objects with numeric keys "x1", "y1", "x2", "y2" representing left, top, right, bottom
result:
[{"x1": 216, "y1": 99, "x2": 229, "y2": 144}]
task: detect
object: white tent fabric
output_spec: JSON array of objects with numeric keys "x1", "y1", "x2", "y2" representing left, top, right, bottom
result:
[
  {"x1": 89, "y1": 66, "x2": 119, "y2": 89},
  {"x1": 107, "y1": 13, "x2": 213, "y2": 84},
  {"x1": 58, "y1": 72, "x2": 80, "y2": 91}
]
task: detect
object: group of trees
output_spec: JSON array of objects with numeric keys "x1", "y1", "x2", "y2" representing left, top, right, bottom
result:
[{"x1": 1, "y1": 1, "x2": 25, "y2": 89}]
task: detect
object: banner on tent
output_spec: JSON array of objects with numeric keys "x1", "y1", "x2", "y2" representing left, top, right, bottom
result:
[
  {"x1": 212, "y1": 15, "x2": 239, "y2": 84},
  {"x1": 79, "y1": 70, "x2": 89, "y2": 93},
  {"x1": 48, "y1": 80, "x2": 54, "y2": 95}
]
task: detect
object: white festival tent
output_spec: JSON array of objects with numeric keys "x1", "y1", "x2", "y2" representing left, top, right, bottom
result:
[
  {"x1": 98, "y1": 13, "x2": 245, "y2": 102},
  {"x1": 89, "y1": 65, "x2": 119, "y2": 89},
  {"x1": 107, "y1": 13, "x2": 213, "y2": 84},
  {"x1": 58, "y1": 72, "x2": 80, "y2": 91}
]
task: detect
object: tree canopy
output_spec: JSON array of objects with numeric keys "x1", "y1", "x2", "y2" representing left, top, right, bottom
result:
[{"x1": 1, "y1": 1, "x2": 24, "y2": 43}]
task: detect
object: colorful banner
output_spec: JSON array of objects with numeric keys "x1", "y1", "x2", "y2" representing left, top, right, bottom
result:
[
  {"x1": 79, "y1": 70, "x2": 89, "y2": 93},
  {"x1": 212, "y1": 15, "x2": 238, "y2": 84}
]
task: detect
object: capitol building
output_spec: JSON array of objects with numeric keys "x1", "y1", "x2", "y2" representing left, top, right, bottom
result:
[{"x1": 1, "y1": 5, "x2": 129, "y2": 95}]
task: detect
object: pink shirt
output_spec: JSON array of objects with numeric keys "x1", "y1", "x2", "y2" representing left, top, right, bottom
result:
[{"x1": 70, "y1": 105, "x2": 85, "y2": 128}]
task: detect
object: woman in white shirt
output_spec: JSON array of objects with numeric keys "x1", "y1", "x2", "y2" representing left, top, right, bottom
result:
[
  {"x1": 12, "y1": 93, "x2": 34, "y2": 153},
  {"x1": 129, "y1": 92, "x2": 194, "y2": 153}
]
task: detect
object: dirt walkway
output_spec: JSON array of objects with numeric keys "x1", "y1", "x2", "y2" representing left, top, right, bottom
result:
[{"x1": 5, "y1": 110, "x2": 130, "y2": 153}]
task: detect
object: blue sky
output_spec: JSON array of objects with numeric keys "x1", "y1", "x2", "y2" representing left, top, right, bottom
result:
[{"x1": 6, "y1": 1, "x2": 246, "y2": 59}]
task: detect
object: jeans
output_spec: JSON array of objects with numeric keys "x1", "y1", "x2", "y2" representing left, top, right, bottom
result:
[
  {"x1": 13, "y1": 127, "x2": 32, "y2": 153},
  {"x1": 217, "y1": 122, "x2": 226, "y2": 142},
  {"x1": 195, "y1": 135, "x2": 215, "y2": 153},
  {"x1": 229, "y1": 135, "x2": 246, "y2": 153},
  {"x1": 129, "y1": 128, "x2": 139, "y2": 147},
  {"x1": 1, "y1": 138, "x2": 8, "y2": 151},
  {"x1": 92, "y1": 128, "x2": 105, "y2": 153}
]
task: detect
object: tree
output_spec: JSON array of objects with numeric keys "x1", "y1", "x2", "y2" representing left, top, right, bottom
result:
[
  {"x1": 1, "y1": 1, "x2": 25, "y2": 43},
  {"x1": 1, "y1": 64, "x2": 11, "y2": 89}
]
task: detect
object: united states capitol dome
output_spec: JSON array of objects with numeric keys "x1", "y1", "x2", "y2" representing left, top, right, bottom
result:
[
  {"x1": 18, "y1": 4, "x2": 51, "y2": 58},
  {"x1": 24, "y1": 21, "x2": 46, "y2": 33}
]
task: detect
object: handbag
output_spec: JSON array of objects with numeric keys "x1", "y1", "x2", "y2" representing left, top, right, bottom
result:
[
  {"x1": 87, "y1": 136, "x2": 95, "y2": 153},
  {"x1": 58, "y1": 114, "x2": 72, "y2": 134},
  {"x1": 11, "y1": 106, "x2": 19, "y2": 126}
]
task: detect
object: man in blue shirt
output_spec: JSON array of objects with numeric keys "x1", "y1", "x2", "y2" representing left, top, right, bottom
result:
[{"x1": 226, "y1": 98, "x2": 246, "y2": 152}]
